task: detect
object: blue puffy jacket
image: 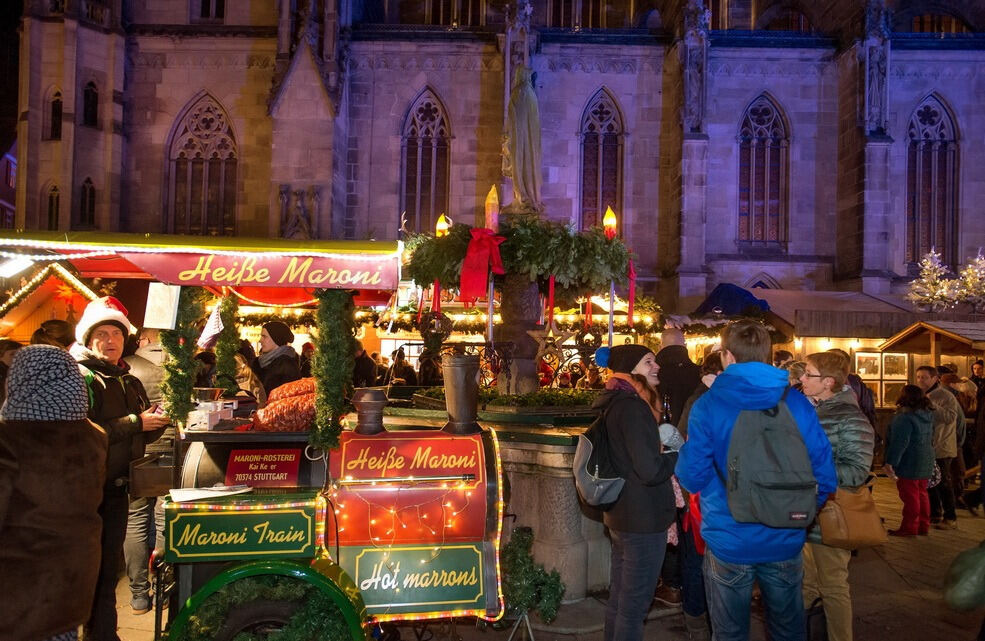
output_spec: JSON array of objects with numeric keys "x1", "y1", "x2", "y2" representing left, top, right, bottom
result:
[{"x1": 675, "y1": 361, "x2": 837, "y2": 564}]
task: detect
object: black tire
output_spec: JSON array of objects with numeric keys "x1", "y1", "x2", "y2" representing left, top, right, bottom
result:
[{"x1": 214, "y1": 599, "x2": 302, "y2": 641}]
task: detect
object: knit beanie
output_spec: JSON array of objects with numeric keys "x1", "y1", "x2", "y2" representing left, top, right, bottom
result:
[
  {"x1": 0, "y1": 344, "x2": 89, "y2": 422},
  {"x1": 75, "y1": 296, "x2": 135, "y2": 346},
  {"x1": 263, "y1": 321, "x2": 295, "y2": 347},
  {"x1": 595, "y1": 344, "x2": 653, "y2": 374}
]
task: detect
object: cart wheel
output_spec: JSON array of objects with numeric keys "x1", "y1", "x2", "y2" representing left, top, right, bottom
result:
[{"x1": 214, "y1": 599, "x2": 301, "y2": 640}]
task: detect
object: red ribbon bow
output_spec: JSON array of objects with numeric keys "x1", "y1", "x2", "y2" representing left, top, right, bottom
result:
[{"x1": 459, "y1": 228, "x2": 506, "y2": 301}]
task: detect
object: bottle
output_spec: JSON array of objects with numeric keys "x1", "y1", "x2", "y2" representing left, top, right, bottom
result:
[{"x1": 661, "y1": 393, "x2": 673, "y2": 426}]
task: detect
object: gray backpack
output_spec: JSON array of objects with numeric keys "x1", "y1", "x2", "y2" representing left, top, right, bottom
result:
[{"x1": 715, "y1": 388, "x2": 819, "y2": 528}]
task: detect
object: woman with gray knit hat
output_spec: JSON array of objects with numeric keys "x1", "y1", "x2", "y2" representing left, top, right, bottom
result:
[
  {"x1": 593, "y1": 343, "x2": 681, "y2": 641},
  {"x1": 255, "y1": 320, "x2": 302, "y2": 396},
  {"x1": 0, "y1": 345, "x2": 108, "y2": 641}
]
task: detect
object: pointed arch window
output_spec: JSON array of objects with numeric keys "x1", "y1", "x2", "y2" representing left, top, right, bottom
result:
[
  {"x1": 167, "y1": 95, "x2": 237, "y2": 236},
  {"x1": 580, "y1": 90, "x2": 623, "y2": 230},
  {"x1": 79, "y1": 178, "x2": 95, "y2": 228},
  {"x1": 400, "y1": 90, "x2": 450, "y2": 234},
  {"x1": 46, "y1": 91, "x2": 62, "y2": 140},
  {"x1": 906, "y1": 96, "x2": 958, "y2": 265},
  {"x1": 45, "y1": 186, "x2": 60, "y2": 230},
  {"x1": 737, "y1": 95, "x2": 788, "y2": 248},
  {"x1": 82, "y1": 82, "x2": 98, "y2": 128}
]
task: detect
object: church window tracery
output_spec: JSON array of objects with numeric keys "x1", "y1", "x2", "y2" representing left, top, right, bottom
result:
[
  {"x1": 79, "y1": 178, "x2": 95, "y2": 228},
  {"x1": 46, "y1": 90, "x2": 62, "y2": 140},
  {"x1": 737, "y1": 94, "x2": 788, "y2": 249},
  {"x1": 400, "y1": 90, "x2": 451, "y2": 234},
  {"x1": 82, "y1": 82, "x2": 98, "y2": 128},
  {"x1": 166, "y1": 95, "x2": 237, "y2": 236},
  {"x1": 579, "y1": 89, "x2": 623, "y2": 230},
  {"x1": 906, "y1": 95, "x2": 958, "y2": 265},
  {"x1": 45, "y1": 186, "x2": 59, "y2": 231}
]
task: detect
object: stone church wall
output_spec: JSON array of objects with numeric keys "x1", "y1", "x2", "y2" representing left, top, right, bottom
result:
[
  {"x1": 885, "y1": 49, "x2": 985, "y2": 276},
  {"x1": 123, "y1": 35, "x2": 277, "y2": 235},
  {"x1": 704, "y1": 45, "x2": 839, "y2": 291}
]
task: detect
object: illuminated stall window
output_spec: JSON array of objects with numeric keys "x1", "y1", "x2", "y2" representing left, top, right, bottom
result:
[
  {"x1": 580, "y1": 89, "x2": 623, "y2": 231},
  {"x1": 400, "y1": 89, "x2": 451, "y2": 234},
  {"x1": 906, "y1": 95, "x2": 958, "y2": 266},
  {"x1": 166, "y1": 94, "x2": 238, "y2": 236},
  {"x1": 737, "y1": 94, "x2": 788, "y2": 250}
]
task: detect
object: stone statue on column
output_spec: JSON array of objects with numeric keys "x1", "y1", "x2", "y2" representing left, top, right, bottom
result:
[
  {"x1": 682, "y1": 0, "x2": 710, "y2": 134},
  {"x1": 282, "y1": 187, "x2": 313, "y2": 240},
  {"x1": 861, "y1": 0, "x2": 890, "y2": 135},
  {"x1": 502, "y1": 64, "x2": 543, "y2": 214}
]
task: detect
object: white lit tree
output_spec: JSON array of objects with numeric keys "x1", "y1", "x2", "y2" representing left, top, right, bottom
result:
[
  {"x1": 957, "y1": 251, "x2": 985, "y2": 313},
  {"x1": 907, "y1": 249, "x2": 959, "y2": 312}
]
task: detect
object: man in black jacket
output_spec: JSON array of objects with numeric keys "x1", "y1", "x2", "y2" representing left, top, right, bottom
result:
[
  {"x1": 352, "y1": 340, "x2": 378, "y2": 388},
  {"x1": 655, "y1": 328, "x2": 702, "y2": 427},
  {"x1": 72, "y1": 298, "x2": 168, "y2": 641}
]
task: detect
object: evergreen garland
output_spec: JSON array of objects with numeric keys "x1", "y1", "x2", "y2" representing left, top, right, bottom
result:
[
  {"x1": 404, "y1": 218, "x2": 630, "y2": 304},
  {"x1": 311, "y1": 289, "x2": 355, "y2": 451},
  {"x1": 160, "y1": 288, "x2": 208, "y2": 425},
  {"x1": 214, "y1": 295, "x2": 240, "y2": 396},
  {"x1": 173, "y1": 575, "x2": 350, "y2": 641},
  {"x1": 501, "y1": 526, "x2": 564, "y2": 624}
]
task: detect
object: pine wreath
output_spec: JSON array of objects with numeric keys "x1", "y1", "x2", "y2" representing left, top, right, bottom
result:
[{"x1": 172, "y1": 575, "x2": 351, "y2": 641}]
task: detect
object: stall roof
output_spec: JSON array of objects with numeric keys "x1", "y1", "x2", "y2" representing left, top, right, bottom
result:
[
  {"x1": 0, "y1": 231, "x2": 402, "y2": 292},
  {"x1": 752, "y1": 289, "x2": 914, "y2": 338},
  {"x1": 879, "y1": 321, "x2": 985, "y2": 355}
]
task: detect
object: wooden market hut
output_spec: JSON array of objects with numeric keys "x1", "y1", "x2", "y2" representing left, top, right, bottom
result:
[
  {"x1": 0, "y1": 262, "x2": 98, "y2": 342},
  {"x1": 879, "y1": 320, "x2": 985, "y2": 370}
]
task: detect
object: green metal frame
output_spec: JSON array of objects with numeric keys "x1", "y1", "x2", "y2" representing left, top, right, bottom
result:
[{"x1": 164, "y1": 558, "x2": 369, "y2": 641}]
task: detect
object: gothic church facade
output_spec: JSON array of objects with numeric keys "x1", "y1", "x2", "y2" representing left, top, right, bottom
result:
[{"x1": 14, "y1": 0, "x2": 985, "y2": 311}]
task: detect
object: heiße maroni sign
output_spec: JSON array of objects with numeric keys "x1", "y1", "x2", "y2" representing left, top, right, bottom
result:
[{"x1": 122, "y1": 252, "x2": 400, "y2": 290}]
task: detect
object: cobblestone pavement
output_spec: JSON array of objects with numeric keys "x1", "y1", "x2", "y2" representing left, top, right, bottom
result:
[{"x1": 115, "y1": 477, "x2": 985, "y2": 641}]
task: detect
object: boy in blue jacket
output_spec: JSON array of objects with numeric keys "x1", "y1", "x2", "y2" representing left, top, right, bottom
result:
[{"x1": 676, "y1": 320, "x2": 837, "y2": 641}]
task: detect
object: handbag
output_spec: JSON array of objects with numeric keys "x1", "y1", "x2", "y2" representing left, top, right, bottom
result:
[
  {"x1": 928, "y1": 461, "x2": 942, "y2": 489},
  {"x1": 818, "y1": 483, "x2": 887, "y2": 549}
]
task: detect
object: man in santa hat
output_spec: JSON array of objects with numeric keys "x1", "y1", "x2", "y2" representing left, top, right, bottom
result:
[{"x1": 71, "y1": 297, "x2": 169, "y2": 641}]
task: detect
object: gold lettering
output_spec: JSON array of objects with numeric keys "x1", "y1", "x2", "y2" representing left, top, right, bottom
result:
[
  {"x1": 278, "y1": 257, "x2": 312, "y2": 284},
  {"x1": 178, "y1": 255, "x2": 215, "y2": 282}
]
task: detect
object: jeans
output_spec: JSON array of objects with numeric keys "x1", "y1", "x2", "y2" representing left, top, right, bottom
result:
[
  {"x1": 124, "y1": 496, "x2": 165, "y2": 602},
  {"x1": 604, "y1": 529, "x2": 668, "y2": 641},
  {"x1": 897, "y1": 478, "x2": 930, "y2": 534},
  {"x1": 85, "y1": 491, "x2": 129, "y2": 641},
  {"x1": 802, "y1": 542, "x2": 853, "y2": 641},
  {"x1": 703, "y1": 549, "x2": 805, "y2": 641},
  {"x1": 929, "y1": 457, "x2": 957, "y2": 521},
  {"x1": 681, "y1": 525, "x2": 707, "y2": 617}
]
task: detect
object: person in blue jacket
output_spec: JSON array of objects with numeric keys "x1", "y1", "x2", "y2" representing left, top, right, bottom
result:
[{"x1": 675, "y1": 320, "x2": 837, "y2": 641}]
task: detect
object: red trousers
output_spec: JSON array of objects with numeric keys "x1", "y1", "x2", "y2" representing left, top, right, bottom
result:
[{"x1": 896, "y1": 478, "x2": 930, "y2": 534}]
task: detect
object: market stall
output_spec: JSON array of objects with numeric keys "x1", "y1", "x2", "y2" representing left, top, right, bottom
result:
[{"x1": 0, "y1": 231, "x2": 507, "y2": 639}]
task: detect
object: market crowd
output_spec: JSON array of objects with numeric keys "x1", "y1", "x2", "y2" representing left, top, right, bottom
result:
[
  {"x1": 0, "y1": 297, "x2": 981, "y2": 641},
  {"x1": 594, "y1": 322, "x2": 981, "y2": 641}
]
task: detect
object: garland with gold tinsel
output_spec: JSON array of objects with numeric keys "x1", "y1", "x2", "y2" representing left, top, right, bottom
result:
[
  {"x1": 213, "y1": 295, "x2": 240, "y2": 396},
  {"x1": 160, "y1": 288, "x2": 208, "y2": 425},
  {"x1": 311, "y1": 289, "x2": 355, "y2": 451}
]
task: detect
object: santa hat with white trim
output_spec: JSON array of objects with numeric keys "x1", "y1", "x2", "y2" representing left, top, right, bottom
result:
[{"x1": 75, "y1": 296, "x2": 136, "y2": 346}]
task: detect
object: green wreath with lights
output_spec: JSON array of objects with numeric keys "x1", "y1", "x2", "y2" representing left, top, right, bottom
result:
[
  {"x1": 405, "y1": 217, "x2": 630, "y2": 305},
  {"x1": 310, "y1": 289, "x2": 355, "y2": 451},
  {"x1": 160, "y1": 288, "x2": 209, "y2": 425},
  {"x1": 172, "y1": 575, "x2": 350, "y2": 641}
]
